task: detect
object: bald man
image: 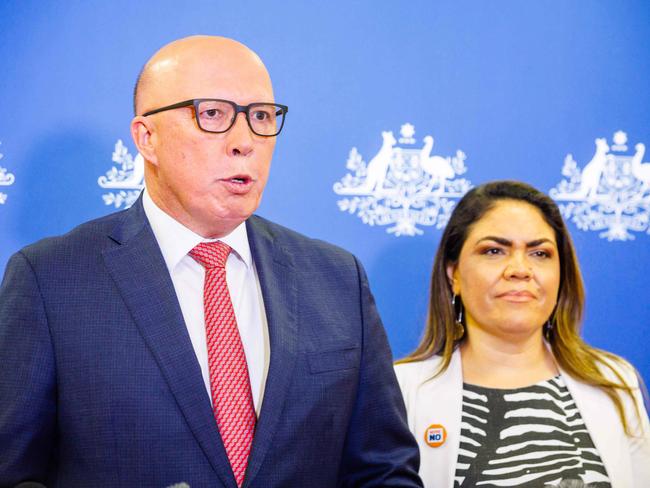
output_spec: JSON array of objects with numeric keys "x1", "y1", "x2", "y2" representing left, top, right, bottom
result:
[{"x1": 0, "y1": 36, "x2": 422, "y2": 488}]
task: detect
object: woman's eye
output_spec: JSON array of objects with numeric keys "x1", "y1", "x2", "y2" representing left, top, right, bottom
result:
[
  {"x1": 482, "y1": 247, "x2": 503, "y2": 256},
  {"x1": 532, "y1": 250, "x2": 551, "y2": 258}
]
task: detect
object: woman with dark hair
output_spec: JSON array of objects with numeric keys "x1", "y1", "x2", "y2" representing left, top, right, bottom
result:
[{"x1": 395, "y1": 180, "x2": 650, "y2": 488}]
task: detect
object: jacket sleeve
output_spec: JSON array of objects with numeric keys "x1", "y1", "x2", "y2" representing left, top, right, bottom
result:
[
  {"x1": 337, "y1": 256, "x2": 423, "y2": 488},
  {"x1": 623, "y1": 363, "x2": 650, "y2": 486},
  {"x1": 0, "y1": 251, "x2": 57, "y2": 486}
]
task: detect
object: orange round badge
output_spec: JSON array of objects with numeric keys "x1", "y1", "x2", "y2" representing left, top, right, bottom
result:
[{"x1": 424, "y1": 424, "x2": 447, "y2": 447}]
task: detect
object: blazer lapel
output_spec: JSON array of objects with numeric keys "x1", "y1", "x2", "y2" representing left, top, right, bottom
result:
[
  {"x1": 102, "y1": 199, "x2": 237, "y2": 488},
  {"x1": 415, "y1": 350, "x2": 463, "y2": 488},
  {"x1": 561, "y1": 367, "x2": 630, "y2": 488},
  {"x1": 242, "y1": 216, "x2": 298, "y2": 487}
]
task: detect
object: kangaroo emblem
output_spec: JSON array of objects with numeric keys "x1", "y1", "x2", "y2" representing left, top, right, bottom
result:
[
  {"x1": 361, "y1": 131, "x2": 396, "y2": 193},
  {"x1": 550, "y1": 130, "x2": 650, "y2": 241},
  {"x1": 576, "y1": 137, "x2": 609, "y2": 198},
  {"x1": 336, "y1": 131, "x2": 396, "y2": 195},
  {"x1": 334, "y1": 124, "x2": 473, "y2": 236}
]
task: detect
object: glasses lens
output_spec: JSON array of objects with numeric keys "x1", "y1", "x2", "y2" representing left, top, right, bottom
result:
[
  {"x1": 248, "y1": 104, "x2": 285, "y2": 136},
  {"x1": 196, "y1": 100, "x2": 235, "y2": 132}
]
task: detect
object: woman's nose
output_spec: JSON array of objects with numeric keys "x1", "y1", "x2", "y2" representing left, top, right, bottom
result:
[{"x1": 504, "y1": 254, "x2": 532, "y2": 279}]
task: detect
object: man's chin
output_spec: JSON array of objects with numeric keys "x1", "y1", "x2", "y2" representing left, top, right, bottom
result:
[{"x1": 196, "y1": 208, "x2": 257, "y2": 238}]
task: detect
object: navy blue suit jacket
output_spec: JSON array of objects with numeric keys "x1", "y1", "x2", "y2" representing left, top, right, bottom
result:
[{"x1": 0, "y1": 199, "x2": 421, "y2": 488}]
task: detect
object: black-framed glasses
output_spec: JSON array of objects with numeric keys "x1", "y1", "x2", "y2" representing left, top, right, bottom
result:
[{"x1": 142, "y1": 98, "x2": 288, "y2": 137}]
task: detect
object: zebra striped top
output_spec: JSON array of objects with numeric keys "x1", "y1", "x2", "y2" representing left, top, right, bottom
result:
[{"x1": 454, "y1": 375, "x2": 611, "y2": 487}]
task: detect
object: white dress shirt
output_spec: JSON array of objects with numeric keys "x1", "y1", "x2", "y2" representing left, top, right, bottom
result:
[{"x1": 143, "y1": 190, "x2": 270, "y2": 414}]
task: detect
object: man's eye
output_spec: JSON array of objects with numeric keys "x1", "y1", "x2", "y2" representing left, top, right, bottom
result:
[
  {"x1": 252, "y1": 110, "x2": 270, "y2": 121},
  {"x1": 203, "y1": 109, "x2": 223, "y2": 118}
]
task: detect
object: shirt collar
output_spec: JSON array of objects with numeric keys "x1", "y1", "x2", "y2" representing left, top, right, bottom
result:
[{"x1": 142, "y1": 189, "x2": 252, "y2": 273}]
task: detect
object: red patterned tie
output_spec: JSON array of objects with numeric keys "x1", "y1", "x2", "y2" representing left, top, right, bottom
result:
[{"x1": 189, "y1": 241, "x2": 256, "y2": 487}]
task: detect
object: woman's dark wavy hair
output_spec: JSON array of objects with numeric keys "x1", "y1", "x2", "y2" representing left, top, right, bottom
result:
[{"x1": 398, "y1": 180, "x2": 642, "y2": 435}]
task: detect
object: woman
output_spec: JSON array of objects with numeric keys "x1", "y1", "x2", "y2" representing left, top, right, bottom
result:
[{"x1": 395, "y1": 181, "x2": 650, "y2": 488}]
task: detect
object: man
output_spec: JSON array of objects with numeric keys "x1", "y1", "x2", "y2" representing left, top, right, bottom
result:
[{"x1": 0, "y1": 36, "x2": 421, "y2": 487}]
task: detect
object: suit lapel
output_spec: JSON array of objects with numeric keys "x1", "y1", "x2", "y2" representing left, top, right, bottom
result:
[
  {"x1": 102, "y1": 199, "x2": 237, "y2": 488},
  {"x1": 242, "y1": 216, "x2": 298, "y2": 487}
]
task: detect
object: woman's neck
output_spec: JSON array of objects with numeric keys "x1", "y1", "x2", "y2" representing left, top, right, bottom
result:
[{"x1": 460, "y1": 329, "x2": 558, "y2": 389}]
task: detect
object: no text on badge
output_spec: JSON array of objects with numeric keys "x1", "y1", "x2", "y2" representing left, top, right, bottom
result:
[{"x1": 424, "y1": 424, "x2": 447, "y2": 448}]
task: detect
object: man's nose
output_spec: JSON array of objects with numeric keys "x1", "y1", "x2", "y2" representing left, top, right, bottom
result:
[{"x1": 226, "y1": 112, "x2": 254, "y2": 157}]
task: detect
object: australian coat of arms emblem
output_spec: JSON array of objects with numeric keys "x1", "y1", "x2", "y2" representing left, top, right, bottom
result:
[
  {"x1": 0, "y1": 142, "x2": 16, "y2": 205},
  {"x1": 333, "y1": 124, "x2": 472, "y2": 236},
  {"x1": 550, "y1": 131, "x2": 650, "y2": 241},
  {"x1": 98, "y1": 139, "x2": 145, "y2": 208}
]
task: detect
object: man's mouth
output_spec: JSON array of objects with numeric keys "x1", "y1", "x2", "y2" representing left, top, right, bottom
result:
[
  {"x1": 221, "y1": 175, "x2": 255, "y2": 194},
  {"x1": 228, "y1": 175, "x2": 251, "y2": 184}
]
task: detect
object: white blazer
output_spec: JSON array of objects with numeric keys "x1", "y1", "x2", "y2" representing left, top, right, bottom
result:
[{"x1": 395, "y1": 349, "x2": 650, "y2": 488}]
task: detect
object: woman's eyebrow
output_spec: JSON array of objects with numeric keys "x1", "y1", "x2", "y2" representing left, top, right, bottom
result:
[{"x1": 475, "y1": 236, "x2": 555, "y2": 247}]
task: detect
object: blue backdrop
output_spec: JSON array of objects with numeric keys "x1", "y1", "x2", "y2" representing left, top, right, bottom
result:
[{"x1": 1, "y1": 1, "x2": 648, "y2": 385}]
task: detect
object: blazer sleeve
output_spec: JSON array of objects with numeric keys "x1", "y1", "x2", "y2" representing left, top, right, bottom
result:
[
  {"x1": 623, "y1": 363, "x2": 650, "y2": 485},
  {"x1": 593, "y1": 354, "x2": 650, "y2": 486},
  {"x1": 0, "y1": 251, "x2": 57, "y2": 486},
  {"x1": 336, "y1": 257, "x2": 423, "y2": 488}
]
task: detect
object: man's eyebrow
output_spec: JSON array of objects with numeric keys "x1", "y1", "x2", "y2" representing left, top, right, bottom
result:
[{"x1": 475, "y1": 236, "x2": 555, "y2": 247}]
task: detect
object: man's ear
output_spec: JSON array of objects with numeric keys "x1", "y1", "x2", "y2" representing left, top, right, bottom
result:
[
  {"x1": 130, "y1": 116, "x2": 158, "y2": 166},
  {"x1": 446, "y1": 262, "x2": 460, "y2": 294}
]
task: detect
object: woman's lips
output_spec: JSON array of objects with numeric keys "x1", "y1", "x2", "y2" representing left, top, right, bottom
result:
[{"x1": 498, "y1": 290, "x2": 536, "y2": 302}]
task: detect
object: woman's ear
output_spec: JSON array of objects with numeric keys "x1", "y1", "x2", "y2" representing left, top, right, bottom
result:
[{"x1": 446, "y1": 262, "x2": 460, "y2": 294}]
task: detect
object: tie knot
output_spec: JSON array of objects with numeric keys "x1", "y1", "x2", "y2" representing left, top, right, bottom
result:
[{"x1": 189, "y1": 241, "x2": 232, "y2": 269}]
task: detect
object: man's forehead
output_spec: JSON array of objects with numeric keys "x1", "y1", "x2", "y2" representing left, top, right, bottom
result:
[
  {"x1": 148, "y1": 36, "x2": 266, "y2": 77},
  {"x1": 138, "y1": 36, "x2": 273, "y2": 110}
]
